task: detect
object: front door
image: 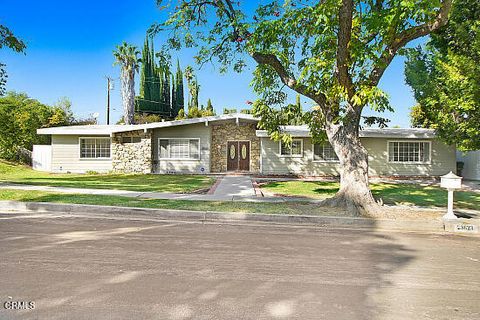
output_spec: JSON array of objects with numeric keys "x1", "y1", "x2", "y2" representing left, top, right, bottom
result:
[
  {"x1": 238, "y1": 141, "x2": 250, "y2": 171},
  {"x1": 227, "y1": 141, "x2": 250, "y2": 171}
]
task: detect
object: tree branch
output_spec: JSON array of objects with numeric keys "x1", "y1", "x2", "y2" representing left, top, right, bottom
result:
[
  {"x1": 251, "y1": 52, "x2": 327, "y2": 107},
  {"x1": 337, "y1": 0, "x2": 354, "y2": 96},
  {"x1": 367, "y1": 0, "x2": 453, "y2": 86}
]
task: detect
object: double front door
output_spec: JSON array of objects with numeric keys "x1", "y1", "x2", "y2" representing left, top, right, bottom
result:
[{"x1": 227, "y1": 141, "x2": 250, "y2": 171}]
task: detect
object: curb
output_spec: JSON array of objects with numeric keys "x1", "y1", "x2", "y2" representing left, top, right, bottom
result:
[{"x1": 0, "y1": 200, "x2": 478, "y2": 235}]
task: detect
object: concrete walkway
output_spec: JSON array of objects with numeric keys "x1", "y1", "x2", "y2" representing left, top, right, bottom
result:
[
  {"x1": 212, "y1": 175, "x2": 256, "y2": 199},
  {"x1": 0, "y1": 177, "x2": 280, "y2": 203}
]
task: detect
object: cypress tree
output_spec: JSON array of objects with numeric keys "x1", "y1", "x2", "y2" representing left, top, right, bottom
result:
[
  {"x1": 175, "y1": 59, "x2": 184, "y2": 114},
  {"x1": 139, "y1": 37, "x2": 148, "y2": 99},
  {"x1": 171, "y1": 74, "x2": 176, "y2": 117}
]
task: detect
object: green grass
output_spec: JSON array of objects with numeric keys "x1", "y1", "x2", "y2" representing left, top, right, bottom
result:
[
  {"x1": 0, "y1": 160, "x2": 214, "y2": 193},
  {"x1": 0, "y1": 189, "x2": 345, "y2": 216},
  {"x1": 261, "y1": 180, "x2": 480, "y2": 210}
]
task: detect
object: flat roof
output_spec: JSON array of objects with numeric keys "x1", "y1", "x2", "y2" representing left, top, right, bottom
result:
[
  {"x1": 255, "y1": 126, "x2": 436, "y2": 139},
  {"x1": 37, "y1": 113, "x2": 258, "y2": 135},
  {"x1": 37, "y1": 113, "x2": 435, "y2": 139}
]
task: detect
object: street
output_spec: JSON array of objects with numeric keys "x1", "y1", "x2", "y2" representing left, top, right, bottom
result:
[{"x1": 0, "y1": 210, "x2": 479, "y2": 320}]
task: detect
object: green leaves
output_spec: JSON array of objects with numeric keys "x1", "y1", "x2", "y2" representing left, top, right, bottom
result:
[
  {"x1": 0, "y1": 93, "x2": 76, "y2": 161},
  {"x1": 152, "y1": 0, "x2": 451, "y2": 140},
  {"x1": 405, "y1": 0, "x2": 480, "y2": 151}
]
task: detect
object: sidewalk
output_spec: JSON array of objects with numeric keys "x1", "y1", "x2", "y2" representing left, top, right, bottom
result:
[{"x1": 0, "y1": 176, "x2": 286, "y2": 203}]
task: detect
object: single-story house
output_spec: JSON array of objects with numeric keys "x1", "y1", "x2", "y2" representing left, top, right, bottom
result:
[
  {"x1": 457, "y1": 151, "x2": 480, "y2": 180},
  {"x1": 35, "y1": 113, "x2": 456, "y2": 177}
]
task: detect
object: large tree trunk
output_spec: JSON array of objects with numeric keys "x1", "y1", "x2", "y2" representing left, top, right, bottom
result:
[
  {"x1": 322, "y1": 119, "x2": 381, "y2": 216},
  {"x1": 121, "y1": 69, "x2": 135, "y2": 125}
]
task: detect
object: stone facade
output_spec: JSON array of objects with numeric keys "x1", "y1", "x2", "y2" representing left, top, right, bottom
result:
[
  {"x1": 210, "y1": 122, "x2": 260, "y2": 173},
  {"x1": 112, "y1": 130, "x2": 152, "y2": 174}
]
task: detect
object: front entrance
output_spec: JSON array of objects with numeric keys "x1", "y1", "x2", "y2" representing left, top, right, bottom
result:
[{"x1": 227, "y1": 141, "x2": 250, "y2": 171}]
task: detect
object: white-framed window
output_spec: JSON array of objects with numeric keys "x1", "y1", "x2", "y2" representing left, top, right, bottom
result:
[
  {"x1": 279, "y1": 139, "x2": 303, "y2": 157},
  {"x1": 121, "y1": 136, "x2": 141, "y2": 144},
  {"x1": 80, "y1": 137, "x2": 111, "y2": 159},
  {"x1": 313, "y1": 143, "x2": 339, "y2": 162},
  {"x1": 159, "y1": 138, "x2": 200, "y2": 160},
  {"x1": 388, "y1": 141, "x2": 431, "y2": 163}
]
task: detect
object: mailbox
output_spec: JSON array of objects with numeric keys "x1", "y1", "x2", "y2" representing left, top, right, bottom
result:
[
  {"x1": 440, "y1": 171, "x2": 463, "y2": 220},
  {"x1": 440, "y1": 171, "x2": 462, "y2": 190}
]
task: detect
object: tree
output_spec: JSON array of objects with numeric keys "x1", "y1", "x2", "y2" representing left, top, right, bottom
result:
[
  {"x1": 405, "y1": 0, "x2": 479, "y2": 152},
  {"x1": 117, "y1": 113, "x2": 163, "y2": 124},
  {"x1": 0, "y1": 92, "x2": 79, "y2": 161},
  {"x1": 1, "y1": 24, "x2": 26, "y2": 96},
  {"x1": 113, "y1": 42, "x2": 141, "y2": 125},
  {"x1": 174, "y1": 59, "x2": 185, "y2": 116},
  {"x1": 151, "y1": 0, "x2": 453, "y2": 215},
  {"x1": 184, "y1": 65, "x2": 201, "y2": 116},
  {"x1": 205, "y1": 98, "x2": 215, "y2": 116}
]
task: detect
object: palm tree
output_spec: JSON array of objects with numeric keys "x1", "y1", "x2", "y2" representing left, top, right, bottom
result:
[{"x1": 113, "y1": 42, "x2": 140, "y2": 125}]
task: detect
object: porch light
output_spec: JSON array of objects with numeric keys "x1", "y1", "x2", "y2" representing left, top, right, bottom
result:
[{"x1": 440, "y1": 171, "x2": 463, "y2": 220}]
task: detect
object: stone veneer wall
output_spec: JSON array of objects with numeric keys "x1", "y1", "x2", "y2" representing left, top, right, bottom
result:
[
  {"x1": 112, "y1": 130, "x2": 152, "y2": 174},
  {"x1": 210, "y1": 122, "x2": 260, "y2": 173}
]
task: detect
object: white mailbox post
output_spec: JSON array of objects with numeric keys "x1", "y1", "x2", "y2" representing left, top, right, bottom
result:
[{"x1": 440, "y1": 171, "x2": 463, "y2": 220}]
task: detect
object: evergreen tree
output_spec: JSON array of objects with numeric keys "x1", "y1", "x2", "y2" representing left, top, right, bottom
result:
[
  {"x1": 163, "y1": 70, "x2": 170, "y2": 113},
  {"x1": 175, "y1": 59, "x2": 185, "y2": 115},
  {"x1": 205, "y1": 98, "x2": 215, "y2": 116},
  {"x1": 171, "y1": 74, "x2": 176, "y2": 117}
]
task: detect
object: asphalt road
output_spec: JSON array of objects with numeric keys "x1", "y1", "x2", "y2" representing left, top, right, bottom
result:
[{"x1": 0, "y1": 211, "x2": 479, "y2": 320}]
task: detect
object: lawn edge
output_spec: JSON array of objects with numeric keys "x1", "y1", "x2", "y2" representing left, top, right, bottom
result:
[{"x1": 2, "y1": 200, "x2": 478, "y2": 236}]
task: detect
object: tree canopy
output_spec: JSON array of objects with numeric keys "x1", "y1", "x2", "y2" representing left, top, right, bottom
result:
[
  {"x1": 113, "y1": 42, "x2": 141, "y2": 124},
  {"x1": 0, "y1": 93, "x2": 91, "y2": 161},
  {"x1": 0, "y1": 24, "x2": 26, "y2": 96},
  {"x1": 405, "y1": 0, "x2": 479, "y2": 152},
  {"x1": 150, "y1": 0, "x2": 453, "y2": 214}
]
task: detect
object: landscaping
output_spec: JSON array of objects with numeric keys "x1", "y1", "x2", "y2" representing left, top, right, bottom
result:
[
  {"x1": 0, "y1": 188, "x2": 346, "y2": 216},
  {"x1": 0, "y1": 160, "x2": 214, "y2": 193},
  {"x1": 260, "y1": 180, "x2": 480, "y2": 211}
]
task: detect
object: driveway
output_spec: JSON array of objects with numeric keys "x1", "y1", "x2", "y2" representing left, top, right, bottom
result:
[{"x1": 0, "y1": 210, "x2": 479, "y2": 320}]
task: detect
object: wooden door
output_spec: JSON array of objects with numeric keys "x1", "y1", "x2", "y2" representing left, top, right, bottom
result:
[
  {"x1": 238, "y1": 141, "x2": 250, "y2": 171},
  {"x1": 227, "y1": 141, "x2": 239, "y2": 171}
]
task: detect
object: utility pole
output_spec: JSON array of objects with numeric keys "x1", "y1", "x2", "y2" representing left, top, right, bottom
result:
[{"x1": 105, "y1": 76, "x2": 114, "y2": 125}]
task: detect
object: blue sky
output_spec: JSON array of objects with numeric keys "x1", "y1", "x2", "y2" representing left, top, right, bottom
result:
[{"x1": 2, "y1": 0, "x2": 417, "y2": 127}]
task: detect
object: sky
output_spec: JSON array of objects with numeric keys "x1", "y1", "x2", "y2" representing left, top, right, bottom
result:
[{"x1": 2, "y1": 0, "x2": 419, "y2": 127}]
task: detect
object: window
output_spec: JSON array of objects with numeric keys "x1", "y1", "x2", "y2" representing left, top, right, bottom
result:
[
  {"x1": 80, "y1": 138, "x2": 111, "y2": 159},
  {"x1": 121, "y1": 136, "x2": 141, "y2": 144},
  {"x1": 159, "y1": 138, "x2": 200, "y2": 160},
  {"x1": 313, "y1": 143, "x2": 339, "y2": 162},
  {"x1": 280, "y1": 139, "x2": 303, "y2": 157},
  {"x1": 388, "y1": 141, "x2": 431, "y2": 163}
]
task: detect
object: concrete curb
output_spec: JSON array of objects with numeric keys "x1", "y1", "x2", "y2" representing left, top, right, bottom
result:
[{"x1": 0, "y1": 200, "x2": 478, "y2": 235}]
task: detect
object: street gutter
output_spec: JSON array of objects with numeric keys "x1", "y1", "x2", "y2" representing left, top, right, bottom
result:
[{"x1": 0, "y1": 200, "x2": 478, "y2": 236}]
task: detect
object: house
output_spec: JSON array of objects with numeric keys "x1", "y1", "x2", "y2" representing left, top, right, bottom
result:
[
  {"x1": 35, "y1": 113, "x2": 456, "y2": 176},
  {"x1": 457, "y1": 151, "x2": 480, "y2": 180}
]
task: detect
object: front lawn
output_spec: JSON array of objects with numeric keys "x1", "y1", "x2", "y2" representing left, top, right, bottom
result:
[
  {"x1": 0, "y1": 189, "x2": 346, "y2": 216},
  {"x1": 0, "y1": 160, "x2": 214, "y2": 193},
  {"x1": 261, "y1": 180, "x2": 480, "y2": 210}
]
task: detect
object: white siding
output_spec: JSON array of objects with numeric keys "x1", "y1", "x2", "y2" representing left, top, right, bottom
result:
[
  {"x1": 51, "y1": 135, "x2": 112, "y2": 173},
  {"x1": 260, "y1": 137, "x2": 456, "y2": 177},
  {"x1": 260, "y1": 138, "x2": 340, "y2": 175},
  {"x1": 152, "y1": 123, "x2": 211, "y2": 174},
  {"x1": 458, "y1": 151, "x2": 480, "y2": 180},
  {"x1": 32, "y1": 145, "x2": 52, "y2": 172}
]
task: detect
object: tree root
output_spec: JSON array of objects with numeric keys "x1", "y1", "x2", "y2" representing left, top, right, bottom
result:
[{"x1": 320, "y1": 191, "x2": 382, "y2": 217}]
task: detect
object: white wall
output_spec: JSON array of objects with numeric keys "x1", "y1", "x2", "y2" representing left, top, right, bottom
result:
[
  {"x1": 32, "y1": 145, "x2": 52, "y2": 172},
  {"x1": 51, "y1": 135, "x2": 112, "y2": 173},
  {"x1": 458, "y1": 151, "x2": 480, "y2": 180},
  {"x1": 260, "y1": 137, "x2": 456, "y2": 177},
  {"x1": 152, "y1": 123, "x2": 211, "y2": 174}
]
